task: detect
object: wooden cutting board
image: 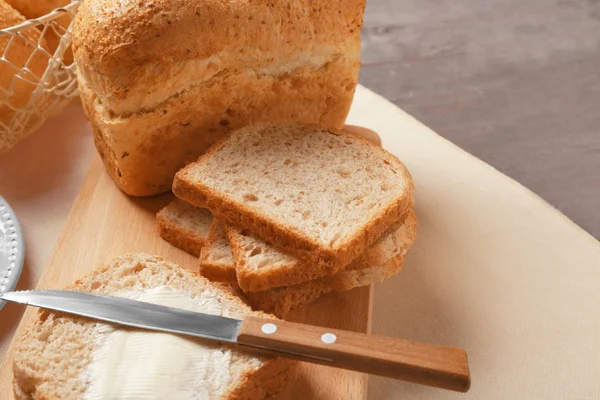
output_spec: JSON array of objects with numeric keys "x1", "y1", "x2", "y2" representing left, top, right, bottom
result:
[{"x1": 0, "y1": 155, "x2": 372, "y2": 400}]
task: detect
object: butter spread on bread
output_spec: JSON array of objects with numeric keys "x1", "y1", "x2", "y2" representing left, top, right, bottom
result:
[
  {"x1": 85, "y1": 287, "x2": 241, "y2": 399},
  {"x1": 13, "y1": 254, "x2": 295, "y2": 400}
]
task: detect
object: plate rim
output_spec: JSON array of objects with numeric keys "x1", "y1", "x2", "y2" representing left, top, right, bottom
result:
[{"x1": 0, "y1": 196, "x2": 25, "y2": 310}]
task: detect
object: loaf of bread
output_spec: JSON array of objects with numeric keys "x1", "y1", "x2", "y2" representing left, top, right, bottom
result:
[
  {"x1": 13, "y1": 254, "x2": 296, "y2": 399},
  {"x1": 72, "y1": 0, "x2": 366, "y2": 196},
  {"x1": 0, "y1": 0, "x2": 50, "y2": 151},
  {"x1": 174, "y1": 124, "x2": 414, "y2": 277}
]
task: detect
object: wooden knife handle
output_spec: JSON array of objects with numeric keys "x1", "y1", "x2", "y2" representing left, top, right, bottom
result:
[{"x1": 237, "y1": 316, "x2": 470, "y2": 393}]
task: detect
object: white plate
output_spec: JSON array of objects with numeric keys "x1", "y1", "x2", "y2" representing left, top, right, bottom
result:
[
  {"x1": 346, "y1": 86, "x2": 600, "y2": 399},
  {"x1": 0, "y1": 196, "x2": 24, "y2": 310}
]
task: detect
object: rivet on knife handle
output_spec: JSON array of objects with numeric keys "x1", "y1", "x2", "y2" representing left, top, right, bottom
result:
[{"x1": 237, "y1": 316, "x2": 471, "y2": 393}]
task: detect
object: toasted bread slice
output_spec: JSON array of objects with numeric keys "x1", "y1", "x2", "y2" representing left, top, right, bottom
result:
[
  {"x1": 228, "y1": 209, "x2": 417, "y2": 292},
  {"x1": 243, "y1": 255, "x2": 406, "y2": 318},
  {"x1": 199, "y1": 220, "x2": 237, "y2": 283},
  {"x1": 173, "y1": 123, "x2": 413, "y2": 277},
  {"x1": 13, "y1": 254, "x2": 295, "y2": 400},
  {"x1": 156, "y1": 199, "x2": 213, "y2": 257}
]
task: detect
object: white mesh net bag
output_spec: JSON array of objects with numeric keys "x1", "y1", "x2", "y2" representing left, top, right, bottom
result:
[{"x1": 0, "y1": 0, "x2": 80, "y2": 152}]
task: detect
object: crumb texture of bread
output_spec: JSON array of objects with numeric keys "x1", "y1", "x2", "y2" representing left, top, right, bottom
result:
[
  {"x1": 72, "y1": 0, "x2": 366, "y2": 196},
  {"x1": 228, "y1": 209, "x2": 417, "y2": 292},
  {"x1": 174, "y1": 124, "x2": 414, "y2": 273},
  {"x1": 347, "y1": 209, "x2": 417, "y2": 271},
  {"x1": 13, "y1": 253, "x2": 294, "y2": 400},
  {"x1": 227, "y1": 224, "x2": 312, "y2": 292},
  {"x1": 157, "y1": 199, "x2": 213, "y2": 257},
  {"x1": 245, "y1": 255, "x2": 405, "y2": 318},
  {"x1": 199, "y1": 221, "x2": 237, "y2": 283}
]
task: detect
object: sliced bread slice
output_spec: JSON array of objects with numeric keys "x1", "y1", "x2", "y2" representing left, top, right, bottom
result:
[
  {"x1": 228, "y1": 209, "x2": 417, "y2": 292},
  {"x1": 199, "y1": 220, "x2": 237, "y2": 283},
  {"x1": 243, "y1": 255, "x2": 406, "y2": 318},
  {"x1": 347, "y1": 208, "x2": 417, "y2": 271},
  {"x1": 156, "y1": 199, "x2": 213, "y2": 257},
  {"x1": 173, "y1": 123, "x2": 414, "y2": 276},
  {"x1": 13, "y1": 254, "x2": 295, "y2": 400}
]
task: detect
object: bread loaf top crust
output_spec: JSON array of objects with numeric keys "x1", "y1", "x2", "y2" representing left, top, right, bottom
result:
[{"x1": 73, "y1": 0, "x2": 366, "y2": 116}]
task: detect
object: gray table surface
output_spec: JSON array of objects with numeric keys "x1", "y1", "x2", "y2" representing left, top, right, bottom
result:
[{"x1": 360, "y1": 0, "x2": 599, "y2": 239}]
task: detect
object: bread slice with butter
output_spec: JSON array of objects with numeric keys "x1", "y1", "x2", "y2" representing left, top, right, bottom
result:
[
  {"x1": 13, "y1": 254, "x2": 295, "y2": 400},
  {"x1": 173, "y1": 123, "x2": 414, "y2": 280}
]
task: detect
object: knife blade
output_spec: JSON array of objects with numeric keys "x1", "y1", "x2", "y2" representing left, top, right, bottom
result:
[
  {"x1": 1, "y1": 290, "x2": 471, "y2": 392},
  {"x1": 1, "y1": 290, "x2": 241, "y2": 342}
]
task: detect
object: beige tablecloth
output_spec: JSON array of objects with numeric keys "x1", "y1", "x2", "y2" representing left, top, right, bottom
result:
[{"x1": 0, "y1": 86, "x2": 598, "y2": 399}]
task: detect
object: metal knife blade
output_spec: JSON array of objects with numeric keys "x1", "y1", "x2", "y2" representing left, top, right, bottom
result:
[{"x1": 0, "y1": 290, "x2": 242, "y2": 343}]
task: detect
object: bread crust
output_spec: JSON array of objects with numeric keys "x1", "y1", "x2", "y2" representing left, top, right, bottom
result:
[
  {"x1": 157, "y1": 216, "x2": 205, "y2": 256},
  {"x1": 156, "y1": 207, "x2": 211, "y2": 257},
  {"x1": 156, "y1": 199, "x2": 213, "y2": 257},
  {"x1": 347, "y1": 208, "x2": 417, "y2": 271},
  {"x1": 73, "y1": 0, "x2": 365, "y2": 114},
  {"x1": 173, "y1": 125, "x2": 414, "y2": 276},
  {"x1": 13, "y1": 254, "x2": 295, "y2": 399},
  {"x1": 199, "y1": 221, "x2": 238, "y2": 284},
  {"x1": 73, "y1": 0, "x2": 366, "y2": 196},
  {"x1": 243, "y1": 255, "x2": 406, "y2": 318},
  {"x1": 228, "y1": 209, "x2": 417, "y2": 292}
]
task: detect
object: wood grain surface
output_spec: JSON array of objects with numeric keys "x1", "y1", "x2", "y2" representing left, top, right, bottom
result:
[
  {"x1": 0, "y1": 157, "x2": 372, "y2": 400},
  {"x1": 360, "y1": 0, "x2": 600, "y2": 238}
]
